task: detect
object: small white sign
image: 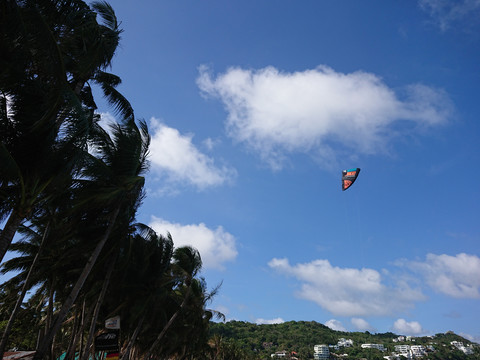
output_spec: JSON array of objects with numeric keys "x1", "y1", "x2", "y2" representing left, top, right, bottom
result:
[{"x1": 105, "y1": 316, "x2": 120, "y2": 329}]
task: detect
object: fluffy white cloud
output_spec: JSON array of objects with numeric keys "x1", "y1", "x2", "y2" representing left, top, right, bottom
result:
[
  {"x1": 325, "y1": 319, "x2": 347, "y2": 331},
  {"x1": 268, "y1": 258, "x2": 424, "y2": 317},
  {"x1": 351, "y1": 318, "x2": 375, "y2": 332},
  {"x1": 148, "y1": 118, "x2": 236, "y2": 189},
  {"x1": 393, "y1": 319, "x2": 425, "y2": 335},
  {"x1": 419, "y1": 0, "x2": 480, "y2": 31},
  {"x1": 399, "y1": 253, "x2": 480, "y2": 298},
  {"x1": 198, "y1": 65, "x2": 452, "y2": 169},
  {"x1": 255, "y1": 318, "x2": 285, "y2": 325},
  {"x1": 149, "y1": 216, "x2": 237, "y2": 270}
]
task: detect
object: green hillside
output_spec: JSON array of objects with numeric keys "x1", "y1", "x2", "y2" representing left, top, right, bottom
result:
[{"x1": 209, "y1": 320, "x2": 480, "y2": 360}]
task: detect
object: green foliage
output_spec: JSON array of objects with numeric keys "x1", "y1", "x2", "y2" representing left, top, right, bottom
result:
[
  {"x1": 0, "y1": 290, "x2": 39, "y2": 351},
  {"x1": 209, "y1": 321, "x2": 480, "y2": 359}
]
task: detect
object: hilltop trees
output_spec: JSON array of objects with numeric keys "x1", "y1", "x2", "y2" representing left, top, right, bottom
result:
[
  {"x1": 0, "y1": 1, "x2": 220, "y2": 359},
  {"x1": 208, "y1": 321, "x2": 480, "y2": 360}
]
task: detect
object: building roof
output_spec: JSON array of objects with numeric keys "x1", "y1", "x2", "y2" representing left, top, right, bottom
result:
[{"x1": 3, "y1": 352, "x2": 36, "y2": 360}]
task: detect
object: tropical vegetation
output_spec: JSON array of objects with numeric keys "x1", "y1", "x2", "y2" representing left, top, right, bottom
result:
[
  {"x1": 209, "y1": 321, "x2": 480, "y2": 360},
  {"x1": 2, "y1": 1, "x2": 479, "y2": 360},
  {"x1": 0, "y1": 0, "x2": 222, "y2": 359}
]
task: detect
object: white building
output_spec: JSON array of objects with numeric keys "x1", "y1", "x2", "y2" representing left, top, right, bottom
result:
[
  {"x1": 410, "y1": 345, "x2": 426, "y2": 357},
  {"x1": 314, "y1": 345, "x2": 329, "y2": 360},
  {"x1": 361, "y1": 343, "x2": 386, "y2": 352},
  {"x1": 451, "y1": 341, "x2": 474, "y2": 355},
  {"x1": 338, "y1": 338, "x2": 354, "y2": 347},
  {"x1": 395, "y1": 345, "x2": 410, "y2": 354}
]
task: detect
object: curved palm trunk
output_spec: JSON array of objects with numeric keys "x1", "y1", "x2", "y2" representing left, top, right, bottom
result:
[
  {"x1": 120, "y1": 313, "x2": 146, "y2": 360},
  {"x1": 0, "y1": 222, "x2": 50, "y2": 358},
  {"x1": 142, "y1": 286, "x2": 192, "y2": 360},
  {"x1": 0, "y1": 210, "x2": 24, "y2": 264},
  {"x1": 34, "y1": 206, "x2": 121, "y2": 360},
  {"x1": 43, "y1": 277, "x2": 56, "y2": 344},
  {"x1": 65, "y1": 305, "x2": 82, "y2": 360},
  {"x1": 66, "y1": 298, "x2": 95, "y2": 360},
  {"x1": 81, "y1": 257, "x2": 117, "y2": 360}
]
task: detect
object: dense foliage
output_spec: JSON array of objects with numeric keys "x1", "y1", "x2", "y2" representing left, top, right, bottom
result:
[
  {"x1": 2, "y1": 1, "x2": 479, "y2": 360},
  {"x1": 0, "y1": 1, "x2": 220, "y2": 359},
  {"x1": 209, "y1": 321, "x2": 480, "y2": 359}
]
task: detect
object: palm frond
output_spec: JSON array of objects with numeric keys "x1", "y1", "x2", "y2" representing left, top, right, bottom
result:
[
  {"x1": 90, "y1": 1, "x2": 119, "y2": 31},
  {"x1": 94, "y1": 71, "x2": 134, "y2": 121}
]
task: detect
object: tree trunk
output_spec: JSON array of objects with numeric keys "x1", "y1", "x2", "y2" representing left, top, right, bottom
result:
[
  {"x1": 142, "y1": 286, "x2": 192, "y2": 360},
  {"x1": 120, "y1": 313, "x2": 146, "y2": 360},
  {"x1": 34, "y1": 206, "x2": 120, "y2": 360},
  {"x1": 0, "y1": 222, "x2": 50, "y2": 359},
  {"x1": 40, "y1": 277, "x2": 56, "y2": 346},
  {"x1": 65, "y1": 306, "x2": 81, "y2": 360},
  {"x1": 81, "y1": 257, "x2": 117, "y2": 360},
  {"x1": 0, "y1": 209, "x2": 24, "y2": 264}
]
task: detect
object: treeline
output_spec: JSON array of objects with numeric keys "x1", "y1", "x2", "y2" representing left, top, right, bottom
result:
[
  {"x1": 0, "y1": 1, "x2": 221, "y2": 360},
  {"x1": 209, "y1": 320, "x2": 480, "y2": 359}
]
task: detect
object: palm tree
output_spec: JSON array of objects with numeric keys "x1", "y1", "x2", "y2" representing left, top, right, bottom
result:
[
  {"x1": 0, "y1": 200, "x2": 88, "y2": 358},
  {"x1": 0, "y1": 0, "x2": 132, "y2": 264},
  {"x1": 0, "y1": 221, "x2": 50, "y2": 356},
  {"x1": 34, "y1": 118, "x2": 150, "y2": 360},
  {"x1": 142, "y1": 246, "x2": 203, "y2": 360},
  {"x1": 96, "y1": 227, "x2": 174, "y2": 360}
]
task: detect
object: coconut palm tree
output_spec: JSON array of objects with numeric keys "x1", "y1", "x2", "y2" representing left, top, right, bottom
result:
[
  {"x1": 0, "y1": 199, "x2": 89, "y2": 358},
  {"x1": 34, "y1": 118, "x2": 150, "y2": 360},
  {"x1": 92, "y1": 227, "x2": 174, "y2": 360},
  {"x1": 141, "y1": 246, "x2": 203, "y2": 360},
  {"x1": 0, "y1": 0, "x2": 132, "y2": 264}
]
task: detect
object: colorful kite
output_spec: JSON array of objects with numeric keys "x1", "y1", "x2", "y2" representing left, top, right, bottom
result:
[{"x1": 342, "y1": 168, "x2": 361, "y2": 191}]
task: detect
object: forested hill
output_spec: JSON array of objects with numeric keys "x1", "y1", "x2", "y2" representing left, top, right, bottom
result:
[{"x1": 209, "y1": 320, "x2": 480, "y2": 359}]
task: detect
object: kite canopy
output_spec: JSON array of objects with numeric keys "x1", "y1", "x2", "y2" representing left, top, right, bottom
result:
[{"x1": 342, "y1": 168, "x2": 361, "y2": 191}]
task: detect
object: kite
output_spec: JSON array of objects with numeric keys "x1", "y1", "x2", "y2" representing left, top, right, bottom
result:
[{"x1": 342, "y1": 168, "x2": 361, "y2": 191}]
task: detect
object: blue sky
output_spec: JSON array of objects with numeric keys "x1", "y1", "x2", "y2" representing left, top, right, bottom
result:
[
  {"x1": 12, "y1": 0, "x2": 480, "y2": 342},
  {"x1": 89, "y1": 0, "x2": 480, "y2": 341}
]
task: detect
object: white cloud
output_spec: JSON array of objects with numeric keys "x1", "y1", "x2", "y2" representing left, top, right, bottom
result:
[
  {"x1": 255, "y1": 317, "x2": 285, "y2": 325},
  {"x1": 351, "y1": 318, "x2": 375, "y2": 332},
  {"x1": 268, "y1": 258, "x2": 424, "y2": 317},
  {"x1": 198, "y1": 65, "x2": 452, "y2": 169},
  {"x1": 325, "y1": 319, "x2": 347, "y2": 331},
  {"x1": 419, "y1": 0, "x2": 480, "y2": 31},
  {"x1": 460, "y1": 333, "x2": 480, "y2": 345},
  {"x1": 393, "y1": 319, "x2": 425, "y2": 335},
  {"x1": 399, "y1": 253, "x2": 480, "y2": 299},
  {"x1": 149, "y1": 216, "x2": 238, "y2": 270},
  {"x1": 148, "y1": 118, "x2": 236, "y2": 190},
  {"x1": 202, "y1": 137, "x2": 218, "y2": 151}
]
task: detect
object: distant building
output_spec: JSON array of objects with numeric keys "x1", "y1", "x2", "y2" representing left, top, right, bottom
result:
[
  {"x1": 410, "y1": 345, "x2": 426, "y2": 357},
  {"x1": 451, "y1": 341, "x2": 474, "y2": 355},
  {"x1": 337, "y1": 338, "x2": 354, "y2": 347},
  {"x1": 271, "y1": 350, "x2": 288, "y2": 358},
  {"x1": 393, "y1": 336, "x2": 406, "y2": 343},
  {"x1": 395, "y1": 344, "x2": 410, "y2": 354},
  {"x1": 361, "y1": 343, "x2": 386, "y2": 352},
  {"x1": 314, "y1": 345, "x2": 330, "y2": 360}
]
